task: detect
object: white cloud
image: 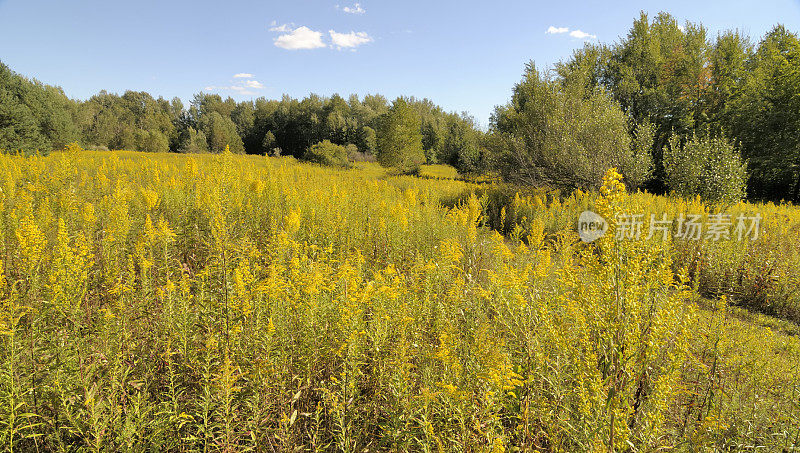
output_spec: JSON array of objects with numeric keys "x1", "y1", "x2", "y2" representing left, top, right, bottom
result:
[
  {"x1": 546, "y1": 26, "x2": 569, "y2": 34},
  {"x1": 339, "y1": 3, "x2": 365, "y2": 14},
  {"x1": 270, "y1": 24, "x2": 293, "y2": 32},
  {"x1": 569, "y1": 29, "x2": 596, "y2": 40},
  {"x1": 244, "y1": 80, "x2": 264, "y2": 89},
  {"x1": 546, "y1": 26, "x2": 596, "y2": 40},
  {"x1": 329, "y1": 30, "x2": 372, "y2": 50},
  {"x1": 233, "y1": 73, "x2": 253, "y2": 78},
  {"x1": 204, "y1": 77, "x2": 266, "y2": 96},
  {"x1": 274, "y1": 26, "x2": 326, "y2": 50},
  {"x1": 269, "y1": 21, "x2": 294, "y2": 32}
]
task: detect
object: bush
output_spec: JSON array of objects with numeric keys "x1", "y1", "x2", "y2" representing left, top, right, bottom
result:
[
  {"x1": 664, "y1": 133, "x2": 747, "y2": 203},
  {"x1": 344, "y1": 143, "x2": 376, "y2": 162},
  {"x1": 303, "y1": 140, "x2": 351, "y2": 168},
  {"x1": 135, "y1": 129, "x2": 169, "y2": 153},
  {"x1": 490, "y1": 64, "x2": 651, "y2": 191}
]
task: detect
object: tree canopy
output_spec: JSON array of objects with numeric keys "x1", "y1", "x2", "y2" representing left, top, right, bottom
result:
[
  {"x1": 1, "y1": 12, "x2": 800, "y2": 202},
  {"x1": 541, "y1": 13, "x2": 800, "y2": 201},
  {"x1": 491, "y1": 64, "x2": 651, "y2": 191},
  {"x1": 376, "y1": 98, "x2": 426, "y2": 174}
]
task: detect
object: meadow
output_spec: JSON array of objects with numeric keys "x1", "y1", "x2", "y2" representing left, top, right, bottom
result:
[{"x1": 1, "y1": 148, "x2": 799, "y2": 451}]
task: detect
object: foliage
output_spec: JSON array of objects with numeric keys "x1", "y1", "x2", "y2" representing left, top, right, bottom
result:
[
  {"x1": 624, "y1": 120, "x2": 656, "y2": 188},
  {"x1": 357, "y1": 125, "x2": 376, "y2": 155},
  {"x1": 440, "y1": 113, "x2": 484, "y2": 173},
  {"x1": 0, "y1": 61, "x2": 78, "y2": 153},
  {"x1": 303, "y1": 140, "x2": 351, "y2": 168},
  {"x1": 599, "y1": 12, "x2": 712, "y2": 189},
  {"x1": 553, "y1": 13, "x2": 799, "y2": 202},
  {"x1": 200, "y1": 111, "x2": 244, "y2": 153},
  {"x1": 0, "y1": 62, "x2": 485, "y2": 164},
  {"x1": 177, "y1": 127, "x2": 209, "y2": 153},
  {"x1": 491, "y1": 64, "x2": 648, "y2": 191},
  {"x1": 135, "y1": 129, "x2": 170, "y2": 153},
  {"x1": 81, "y1": 89, "x2": 178, "y2": 152},
  {"x1": 377, "y1": 97, "x2": 426, "y2": 174},
  {"x1": 724, "y1": 25, "x2": 800, "y2": 200},
  {"x1": 664, "y1": 132, "x2": 747, "y2": 203}
]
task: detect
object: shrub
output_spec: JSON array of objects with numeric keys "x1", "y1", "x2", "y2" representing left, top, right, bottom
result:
[
  {"x1": 490, "y1": 64, "x2": 651, "y2": 191},
  {"x1": 345, "y1": 143, "x2": 376, "y2": 162},
  {"x1": 664, "y1": 133, "x2": 747, "y2": 203},
  {"x1": 303, "y1": 140, "x2": 351, "y2": 168},
  {"x1": 135, "y1": 129, "x2": 169, "y2": 153}
]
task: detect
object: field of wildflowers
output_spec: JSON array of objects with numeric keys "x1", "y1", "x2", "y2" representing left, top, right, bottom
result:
[{"x1": 0, "y1": 148, "x2": 798, "y2": 451}]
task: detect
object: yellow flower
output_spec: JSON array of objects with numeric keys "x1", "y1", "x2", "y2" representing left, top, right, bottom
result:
[
  {"x1": 284, "y1": 209, "x2": 301, "y2": 236},
  {"x1": 17, "y1": 214, "x2": 46, "y2": 272},
  {"x1": 81, "y1": 202, "x2": 96, "y2": 224}
]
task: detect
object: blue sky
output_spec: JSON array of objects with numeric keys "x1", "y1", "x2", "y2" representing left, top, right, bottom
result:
[{"x1": 1, "y1": 0, "x2": 799, "y2": 126}]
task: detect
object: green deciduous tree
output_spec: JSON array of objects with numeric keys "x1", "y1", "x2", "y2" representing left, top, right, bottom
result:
[
  {"x1": 0, "y1": 61, "x2": 79, "y2": 153},
  {"x1": 177, "y1": 127, "x2": 209, "y2": 153},
  {"x1": 135, "y1": 129, "x2": 170, "y2": 153},
  {"x1": 0, "y1": 89, "x2": 48, "y2": 153},
  {"x1": 594, "y1": 13, "x2": 712, "y2": 189},
  {"x1": 491, "y1": 64, "x2": 650, "y2": 191},
  {"x1": 201, "y1": 112, "x2": 244, "y2": 154},
  {"x1": 357, "y1": 126, "x2": 376, "y2": 155},
  {"x1": 441, "y1": 113, "x2": 483, "y2": 174},
  {"x1": 261, "y1": 130, "x2": 276, "y2": 154},
  {"x1": 724, "y1": 25, "x2": 800, "y2": 201},
  {"x1": 555, "y1": 42, "x2": 612, "y2": 92},
  {"x1": 377, "y1": 98, "x2": 425, "y2": 174}
]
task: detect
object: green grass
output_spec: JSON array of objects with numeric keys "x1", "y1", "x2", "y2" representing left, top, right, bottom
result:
[{"x1": 0, "y1": 149, "x2": 798, "y2": 451}]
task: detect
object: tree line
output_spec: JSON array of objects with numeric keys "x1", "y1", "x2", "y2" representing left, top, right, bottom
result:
[
  {"x1": 512, "y1": 12, "x2": 799, "y2": 202},
  {"x1": 1, "y1": 11, "x2": 799, "y2": 202},
  {"x1": 0, "y1": 63, "x2": 483, "y2": 171}
]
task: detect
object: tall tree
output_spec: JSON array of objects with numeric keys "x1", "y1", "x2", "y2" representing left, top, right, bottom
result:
[
  {"x1": 441, "y1": 113, "x2": 483, "y2": 173},
  {"x1": 0, "y1": 61, "x2": 78, "y2": 152},
  {"x1": 707, "y1": 31, "x2": 753, "y2": 129},
  {"x1": 201, "y1": 112, "x2": 244, "y2": 153},
  {"x1": 602, "y1": 12, "x2": 711, "y2": 189},
  {"x1": 726, "y1": 25, "x2": 800, "y2": 200},
  {"x1": 377, "y1": 97, "x2": 425, "y2": 174},
  {"x1": 0, "y1": 89, "x2": 48, "y2": 152}
]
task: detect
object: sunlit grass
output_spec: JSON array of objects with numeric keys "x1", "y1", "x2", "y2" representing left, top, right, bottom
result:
[
  {"x1": 0, "y1": 148, "x2": 797, "y2": 451},
  {"x1": 419, "y1": 164, "x2": 460, "y2": 180}
]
